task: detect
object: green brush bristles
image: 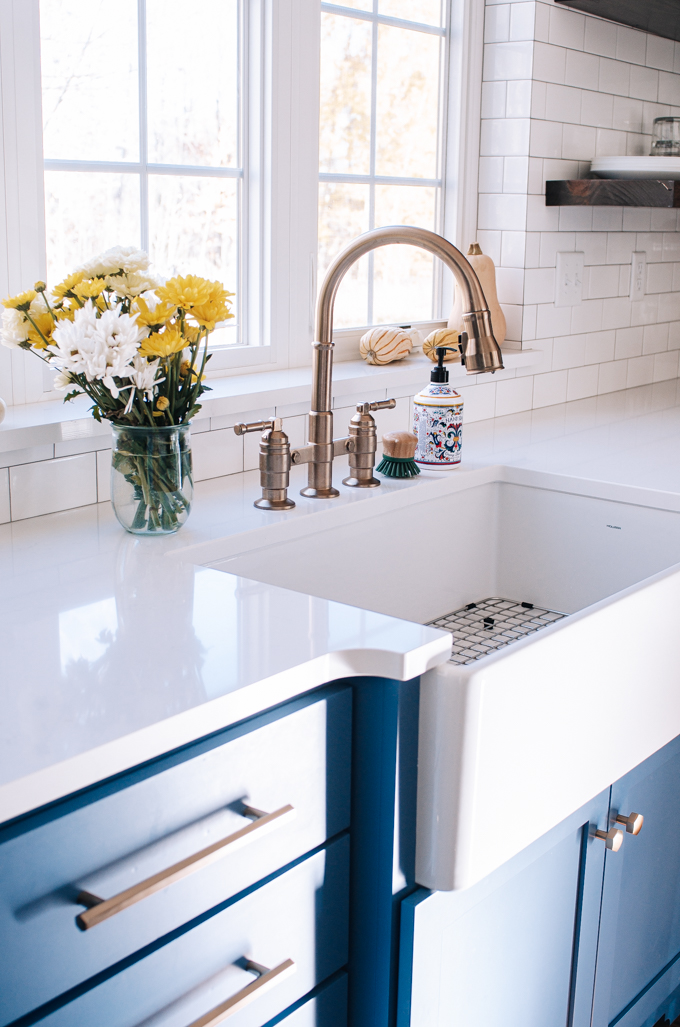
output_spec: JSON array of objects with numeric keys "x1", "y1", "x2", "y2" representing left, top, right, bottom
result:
[{"x1": 376, "y1": 454, "x2": 421, "y2": 478}]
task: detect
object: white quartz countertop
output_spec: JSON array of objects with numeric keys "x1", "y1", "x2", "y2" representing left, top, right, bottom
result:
[{"x1": 3, "y1": 377, "x2": 680, "y2": 825}]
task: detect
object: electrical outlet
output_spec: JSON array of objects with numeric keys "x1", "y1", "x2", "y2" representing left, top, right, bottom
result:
[
  {"x1": 630, "y1": 251, "x2": 646, "y2": 301},
  {"x1": 555, "y1": 252, "x2": 584, "y2": 307}
]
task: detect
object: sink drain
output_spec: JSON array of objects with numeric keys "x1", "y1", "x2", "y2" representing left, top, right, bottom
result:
[{"x1": 428, "y1": 597, "x2": 566, "y2": 666}]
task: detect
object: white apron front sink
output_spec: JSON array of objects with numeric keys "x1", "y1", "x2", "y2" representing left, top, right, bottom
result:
[{"x1": 205, "y1": 467, "x2": 680, "y2": 890}]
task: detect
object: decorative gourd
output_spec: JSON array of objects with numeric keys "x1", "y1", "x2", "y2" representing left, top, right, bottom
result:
[
  {"x1": 448, "y1": 242, "x2": 506, "y2": 346},
  {"x1": 360, "y1": 326, "x2": 413, "y2": 365},
  {"x1": 423, "y1": 328, "x2": 461, "y2": 362}
]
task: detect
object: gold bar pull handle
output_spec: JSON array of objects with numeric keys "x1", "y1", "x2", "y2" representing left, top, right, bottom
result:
[
  {"x1": 186, "y1": 959, "x2": 296, "y2": 1027},
  {"x1": 75, "y1": 804, "x2": 296, "y2": 931}
]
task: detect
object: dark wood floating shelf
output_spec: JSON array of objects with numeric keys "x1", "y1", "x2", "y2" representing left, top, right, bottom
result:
[
  {"x1": 546, "y1": 179, "x2": 680, "y2": 208},
  {"x1": 556, "y1": 0, "x2": 680, "y2": 44}
]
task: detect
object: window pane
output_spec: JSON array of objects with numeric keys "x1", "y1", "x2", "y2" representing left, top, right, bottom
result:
[
  {"x1": 40, "y1": 0, "x2": 139, "y2": 162},
  {"x1": 44, "y1": 171, "x2": 141, "y2": 284},
  {"x1": 379, "y1": 0, "x2": 443, "y2": 26},
  {"x1": 148, "y1": 175, "x2": 238, "y2": 323},
  {"x1": 320, "y1": 14, "x2": 372, "y2": 175},
  {"x1": 327, "y1": 0, "x2": 373, "y2": 9},
  {"x1": 372, "y1": 184, "x2": 436, "y2": 323},
  {"x1": 146, "y1": 0, "x2": 238, "y2": 167},
  {"x1": 375, "y1": 25, "x2": 441, "y2": 179},
  {"x1": 318, "y1": 182, "x2": 370, "y2": 328}
]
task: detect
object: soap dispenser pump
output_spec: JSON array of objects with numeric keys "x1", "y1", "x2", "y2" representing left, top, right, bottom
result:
[{"x1": 413, "y1": 345, "x2": 464, "y2": 468}]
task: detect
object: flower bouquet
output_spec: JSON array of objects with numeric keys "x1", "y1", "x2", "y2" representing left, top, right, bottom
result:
[{"x1": 1, "y1": 246, "x2": 233, "y2": 534}]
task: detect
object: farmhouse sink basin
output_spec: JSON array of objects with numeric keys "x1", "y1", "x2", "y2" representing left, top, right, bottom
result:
[{"x1": 205, "y1": 467, "x2": 680, "y2": 890}]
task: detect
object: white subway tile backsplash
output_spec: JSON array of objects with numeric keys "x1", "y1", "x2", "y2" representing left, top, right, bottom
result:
[
  {"x1": 580, "y1": 90, "x2": 614, "y2": 129},
  {"x1": 479, "y1": 192, "x2": 528, "y2": 230},
  {"x1": 548, "y1": 6, "x2": 585, "y2": 51},
  {"x1": 545, "y1": 83, "x2": 581, "y2": 124},
  {"x1": 643, "y1": 323, "x2": 669, "y2": 354},
  {"x1": 506, "y1": 79, "x2": 533, "y2": 117},
  {"x1": 615, "y1": 325, "x2": 643, "y2": 359},
  {"x1": 675, "y1": 41, "x2": 680, "y2": 74},
  {"x1": 533, "y1": 42, "x2": 567, "y2": 84},
  {"x1": 536, "y1": 302, "x2": 572, "y2": 338},
  {"x1": 565, "y1": 49, "x2": 600, "y2": 90},
  {"x1": 509, "y1": 2, "x2": 535, "y2": 41},
  {"x1": 530, "y1": 80, "x2": 547, "y2": 120},
  {"x1": 584, "y1": 17, "x2": 617, "y2": 59},
  {"x1": 481, "y1": 118, "x2": 531, "y2": 155},
  {"x1": 646, "y1": 262, "x2": 674, "y2": 293},
  {"x1": 650, "y1": 208, "x2": 679, "y2": 231},
  {"x1": 636, "y1": 232, "x2": 664, "y2": 259},
  {"x1": 587, "y1": 264, "x2": 620, "y2": 298},
  {"x1": 576, "y1": 231, "x2": 607, "y2": 265},
  {"x1": 522, "y1": 303, "x2": 538, "y2": 340},
  {"x1": 558, "y1": 205, "x2": 593, "y2": 231},
  {"x1": 501, "y1": 230, "x2": 527, "y2": 267},
  {"x1": 482, "y1": 80, "x2": 508, "y2": 118},
  {"x1": 553, "y1": 334, "x2": 586, "y2": 370},
  {"x1": 503, "y1": 155, "x2": 530, "y2": 191},
  {"x1": 96, "y1": 448, "x2": 112, "y2": 502},
  {"x1": 10, "y1": 454, "x2": 96, "y2": 521},
  {"x1": 585, "y1": 330, "x2": 616, "y2": 364},
  {"x1": 503, "y1": 303, "x2": 524, "y2": 341},
  {"x1": 626, "y1": 354, "x2": 655, "y2": 388},
  {"x1": 539, "y1": 231, "x2": 574, "y2": 267},
  {"x1": 571, "y1": 297, "x2": 604, "y2": 335},
  {"x1": 462, "y1": 381, "x2": 497, "y2": 422},
  {"x1": 0, "y1": 469, "x2": 9, "y2": 524},
  {"x1": 495, "y1": 375, "x2": 534, "y2": 416},
  {"x1": 629, "y1": 64, "x2": 659, "y2": 101},
  {"x1": 479, "y1": 156, "x2": 505, "y2": 192},
  {"x1": 599, "y1": 57, "x2": 630, "y2": 96},
  {"x1": 654, "y1": 350, "x2": 680, "y2": 382},
  {"x1": 533, "y1": 369, "x2": 568, "y2": 407},
  {"x1": 646, "y1": 34, "x2": 675, "y2": 72},
  {"x1": 670, "y1": 322, "x2": 680, "y2": 351},
  {"x1": 658, "y1": 71, "x2": 680, "y2": 105},
  {"x1": 523, "y1": 266, "x2": 554, "y2": 304},
  {"x1": 528, "y1": 119, "x2": 562, "y2": 158},
  {"x1": 622, "y1": 208, "x2": 652, "y2": 235},
  {"x1": 594, "y1": 128, "x2": 627, "y2": 156},
  {"x1": 191, "y1": 428, "x2": 243, "y2": 481},
  {"x1": 602, "y1": 296, "x2": 632, "y2": 329},
  {"x1": 54, "y1": 435, "x2": 112, "y2": 458},
  {"x1": 618, "y1": 263, "x2": 631, "y2": 296},
  {"x1": 658, "y1": 291, "x2": 680, "y2": 321},
  {"x1": 663, "y1": 231, "x2": 680, "y2": 259},
  {"x1": 606, "y1": 234, "x2": 636, "y2": 267},
  {"x1": 598, "y1": 359, "x2": 628, "y2": 394},
  {"x1": 612, "y1": 96, "x2": 644, "y2": 133},
  {"x1": 592, "y1": 207, "x2": 623, "y2": 231},
  {"x1": 484, "y1": 40, "x2": 534, "y2": 80},
  {"x1": 561, "y1": 123, "x2": 597, "y2": 160},
  {"x1": 567, "y1": 364, "x2": 599, "y2": 401},
  {"x1": 630, "y1": 294, "x2": 659, "y2": 326},
  {"x1": 485, "y1": 4, "x2": 511, "y2": 43},
  {"x1": 617, "y1": 25, "x2": 647, "y2": 66},
  {"x1": 497, "y1": 266, "x2": 526, "y2": 304},
  {"x1": 524, "y1": 231, "x2": 541, "y2": 267}
]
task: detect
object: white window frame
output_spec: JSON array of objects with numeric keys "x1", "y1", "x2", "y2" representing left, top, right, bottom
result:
[{"x1": 0, "y1": 0, "x2": 479, "y2": 409}]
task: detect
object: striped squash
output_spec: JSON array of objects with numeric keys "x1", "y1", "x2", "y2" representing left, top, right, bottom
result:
[
  {"x1": 423, "y1": 328, "x2": 461, "y2": 362},
  {"x1": 360, "y1": 326, "x2": 413, "y2": 365}
]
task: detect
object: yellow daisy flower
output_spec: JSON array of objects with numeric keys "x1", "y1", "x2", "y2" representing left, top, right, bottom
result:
[
  {"x1": 27, "y1": 312, "x2": 55, "y2": 349},
  {"x1": 156, "y1": 275, "x2": 213, "y2": 309},
  {"x1": 3, "y1": 290, "x2": 38, "y2": 311},
  {"x1": 140, "y1": 325, "x2": 186, "y2": 358},
  {"x1": 53, "y1": 271, "x2": 85, "y2": 299},
  {"x1": 188, "y1": 296, "x2": 234, "y2": 331},
  {"x1": 133, "y1": 296, "x2": 177, "y2": 329},
  {"x1": 73, "y1": 279, "x2": 108, "y2": 300}
]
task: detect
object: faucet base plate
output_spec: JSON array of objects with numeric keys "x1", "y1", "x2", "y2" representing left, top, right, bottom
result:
[
  {"x1": 254, "y1": 497, "x2": 296, "y2": 511},
  {"x1": 300, "y1": 486, "x2": 340, "y2": 499},
  {"x1": 342, "y1": 476, "x2": 381, "y2": 488}
]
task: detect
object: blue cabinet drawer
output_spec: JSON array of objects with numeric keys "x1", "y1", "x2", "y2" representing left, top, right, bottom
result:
[
  {"x1": 0, "y1": 686, "x2": 351, "y2": 1025},
  {"x1": 271, "y1": 973, "x2": 347, "y2": 1027},
  {"x1": 32, "y1": 837, "x2": 349, "y2": 1027}
]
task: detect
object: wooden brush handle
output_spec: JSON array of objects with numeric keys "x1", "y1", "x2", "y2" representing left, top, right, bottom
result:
[{"x1": 382, "y1": 431, "x2": 418, "y2": 458}]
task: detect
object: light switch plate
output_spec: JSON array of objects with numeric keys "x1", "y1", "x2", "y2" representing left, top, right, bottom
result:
[
  {"x1": 630, "y1": 251, "x2": 646, "y2": 301},
  {"x1": 555, "y1": 251, "x2": 584, "y2": 307}
]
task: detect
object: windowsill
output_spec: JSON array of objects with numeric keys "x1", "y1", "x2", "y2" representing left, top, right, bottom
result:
[{"x1": 0, "y1": 347, "x2": 539, "y2": 454}]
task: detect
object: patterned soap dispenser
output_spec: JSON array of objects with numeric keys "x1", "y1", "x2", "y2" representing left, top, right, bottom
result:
[{"x1": 413, "y1": 346, "x2": 464, "y2": 469}]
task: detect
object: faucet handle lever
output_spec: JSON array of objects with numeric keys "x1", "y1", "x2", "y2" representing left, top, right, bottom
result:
[
  {"x1": 234, "y1": 418, "x2": 281, "y2": 436},
  {"x1": 356, "y1": 398, "x2": 397, "y2": 414}
]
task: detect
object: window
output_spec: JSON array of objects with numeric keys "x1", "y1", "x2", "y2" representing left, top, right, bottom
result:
[
  {"x1": 39, "y1": 0, "x2": 241, "y2": 347},
  {"x1": 318, "y1": 1, "x2": 447, "y2": 329}
]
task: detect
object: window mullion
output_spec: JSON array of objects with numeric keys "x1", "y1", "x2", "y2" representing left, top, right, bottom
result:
[
  {"x1": 137, "y1": 0, "x2": 149, "y2": 253},
  {"x1": 367, "y1": 3, "x2": 378, "y2": 326}
]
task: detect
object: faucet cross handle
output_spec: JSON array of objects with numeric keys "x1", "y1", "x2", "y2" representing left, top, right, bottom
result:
[{"x1": 343, "y1": 398, "x2": 397, "y2": 489}]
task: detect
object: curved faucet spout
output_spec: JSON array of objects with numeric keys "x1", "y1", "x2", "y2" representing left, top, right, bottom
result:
[{"x1": 305, "y1": 225, "x2": 504, "y2": 498}]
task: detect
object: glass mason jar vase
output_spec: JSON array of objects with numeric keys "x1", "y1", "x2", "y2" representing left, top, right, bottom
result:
[{"x1": 110, "y1": 424, "x2": 193, "y2": 535}]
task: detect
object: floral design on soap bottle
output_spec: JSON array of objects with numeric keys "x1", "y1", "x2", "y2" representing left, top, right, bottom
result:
[{"x1": 413, "y1": 401, "x2": 463, "y2": 466}]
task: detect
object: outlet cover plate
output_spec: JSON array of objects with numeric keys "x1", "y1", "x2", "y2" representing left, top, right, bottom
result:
[{"x1": 555, "y1": 251, "x2": 584, "y2": 307}]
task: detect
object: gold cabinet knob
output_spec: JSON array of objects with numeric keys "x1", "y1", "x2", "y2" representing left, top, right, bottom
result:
[
  {"x1": 616, "y1": 811, "x2": 644, "y2": 835},
  {"x1": 595, "y1": 827, "x2": 624, "y2": 851}
]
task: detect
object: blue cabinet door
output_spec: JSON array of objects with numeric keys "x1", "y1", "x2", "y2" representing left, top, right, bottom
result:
[
  {"x1": 398, "y1": 791, "x2": 610, "y2": 1027},
  {"x1": 592, "y1": 735, "x2": 680, "y2": 1027}
]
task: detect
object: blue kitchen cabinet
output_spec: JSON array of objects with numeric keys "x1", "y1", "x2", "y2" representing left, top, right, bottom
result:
[{"x1": 592, "y1": 735, "x2": 680, "y2": 1027}]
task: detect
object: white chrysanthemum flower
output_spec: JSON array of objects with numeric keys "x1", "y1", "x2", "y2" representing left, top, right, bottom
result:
[
  {"x1": 49, "y1": 301, "x2": 144, "y2": 399},
  {"x1": 29, "y1": 293, "x2": 54, "y2": 316},
  {"x1": 79, "y1": 245, "x2": 151, "y2": 279},
  {"x1": 104, "y1": 271, "x2": 159, "y2": 298},
  {"x1": 123, "y1": 355, "x2": 165, "y2": 414},
  {"x1": 1, "y1": 307, "x2": 29, "y2": 348},
  {"x1": 52, "y1": 369, "x2": 80, "y2": 392}
]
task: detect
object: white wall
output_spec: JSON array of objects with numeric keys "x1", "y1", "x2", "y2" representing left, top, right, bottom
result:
[{"x1": 477, "y1": 0, "x2": 680, "y2": 413}]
